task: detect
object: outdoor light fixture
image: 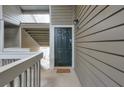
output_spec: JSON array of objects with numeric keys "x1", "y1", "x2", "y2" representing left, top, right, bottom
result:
[
  {"x1": 73, "y1": 19, "x2": 79, "y2": 25},
  {"x1": 73, "y1": 19, "x2": 79, "y2": 29}
]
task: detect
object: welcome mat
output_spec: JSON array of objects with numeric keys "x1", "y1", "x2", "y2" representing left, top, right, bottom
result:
[{"x1": 56, "y1": 69, "x2": 71, "y2": 73}]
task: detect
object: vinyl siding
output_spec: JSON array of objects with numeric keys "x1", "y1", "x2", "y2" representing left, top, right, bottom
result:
[
  {"x1": 51, "y1": 5, "x2": 74, "y2": 25},
  {"x1": 74, "y1": 5, "x2": 124, "y2": 87}
]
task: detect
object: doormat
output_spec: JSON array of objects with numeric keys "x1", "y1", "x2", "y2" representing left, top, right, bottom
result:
[{"x1": 56, "y1": 69, "x2": 71, "y2": 73}]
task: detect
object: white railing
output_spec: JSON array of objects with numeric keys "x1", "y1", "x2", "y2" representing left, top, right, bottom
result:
[
  {"x1": 0, "y1": 52, "x2": 37, "y2": 67},
  {"x1": 0, "y1": 59, "x2": 20, "y2": 67},
  {"x1": 0, "y1": 52, "x2": 43, "y2": 87}
]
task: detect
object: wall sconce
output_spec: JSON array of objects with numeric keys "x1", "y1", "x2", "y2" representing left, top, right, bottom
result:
[
  {"x1": 73, "y1": 19, "x2": 79, "y2": 29},
  {"x1": 73, "y1": 19, "x2": 79, "y2": 25}
]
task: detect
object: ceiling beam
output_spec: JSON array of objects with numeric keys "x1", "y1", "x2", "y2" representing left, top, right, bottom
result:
[
  {"x1": 27, "y1": 31, "x2": 49, "y2": 33},
  {"x1": 32, "y1": 37, "x2": 49, "y2": 39},
  {"x1": 29, "y1": 33, "x2": 49, "y2": 35},
  {"x1": 28, "y1": 33, "x2": 49, "y2": 35},
  {"x1": 21, "y1": 23, "x2": 49, "y2": 29},
  {"x1": 34, "y1": 38, "x2": 49, "y2": 40},
  {"x1": 30, "y1": 34, "x2": 49, "y2": 36},
  {"x1": 30, "y1": 35, "x2": 49, "y2": 36},
  {"x1": 22, "y1": 10, "x2": 49, "y2": 14}
]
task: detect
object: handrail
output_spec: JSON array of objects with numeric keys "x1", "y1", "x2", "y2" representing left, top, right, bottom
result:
[
  {"x1": 0, "y1": 52, "x2": 37, "y2": 59},
  {"x1": 0, "y1": 52, "x2": 43, "y2": 87}
]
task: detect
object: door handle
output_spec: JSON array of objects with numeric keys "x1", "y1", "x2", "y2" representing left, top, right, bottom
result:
[{"x1": 69, "y1": 39, "x2": 72, "y2": 47}]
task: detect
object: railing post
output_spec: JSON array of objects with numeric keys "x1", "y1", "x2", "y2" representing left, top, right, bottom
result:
[{"x1": 39, "y1": 61, "x2": 41, "y2": 87}]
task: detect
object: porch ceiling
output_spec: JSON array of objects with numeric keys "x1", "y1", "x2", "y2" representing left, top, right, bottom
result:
[
  {"x1": 25, "y1": 27, "x2": 49, "y2": 46},
  {"x1": 20, "y1": 5, "x2": 49, "y2": 14}
]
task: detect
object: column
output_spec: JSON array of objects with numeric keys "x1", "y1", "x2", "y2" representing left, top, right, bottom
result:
[{"x1": 0, "y1": 6, "x2": 4, "y2": 52}]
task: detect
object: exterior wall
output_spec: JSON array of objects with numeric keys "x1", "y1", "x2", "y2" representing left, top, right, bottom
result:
[
  {"x1": 3, "y1": 5, "x2": 22, "y2": 25},
  {"x1": 51, "y1": 5, "x2": 74, "y2": 25},
  {"x1": 3, "y1": 5, "x2": 24, "y2": 49},
  {"x1": 74, "y1": 5, "x2": 124, "y2": 87},
  {"x1": 21, "y1": 29, "x2": 40, "y2": 52},
  {"x1": 4, "y1": 28, "x2": 20, "y2": 48},
  {"x1": 3, "y1": 5, "x2": 30, "y2": 25},
  {"x1": 50, "y1": 5, "x2": 74, "y2": 68}
]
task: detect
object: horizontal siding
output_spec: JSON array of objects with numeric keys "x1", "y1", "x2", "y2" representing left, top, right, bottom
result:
[
  {"x1": 51, "y1": 5, "x2": 74, "y2": 25},
  {"x1": 75, "y1": 5, "x2": 124, "y2": 87}
]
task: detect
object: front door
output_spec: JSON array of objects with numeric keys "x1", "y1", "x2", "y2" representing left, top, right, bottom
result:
[{"x1": 54, "y1": 27, "x2": 72, "y2": 67}]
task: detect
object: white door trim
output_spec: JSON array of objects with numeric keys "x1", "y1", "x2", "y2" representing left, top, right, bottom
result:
[{"x1": 50, "y1": 25, "x2": 74, "y2": 69}]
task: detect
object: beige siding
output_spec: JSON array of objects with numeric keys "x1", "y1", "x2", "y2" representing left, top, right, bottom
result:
[
  {"x1": 51, "y1": 5, "x2": 74, "y2": 25},
  {"x1": 21, "y1": 29, "x2": 40, "y2": 52},
  {"x1": 75, "y1": 5, "x2": 124, "y2": 87}
]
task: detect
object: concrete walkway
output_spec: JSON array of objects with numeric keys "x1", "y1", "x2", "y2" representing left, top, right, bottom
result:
[{"x1": 41, "y1": 69, "x2": 81, "y2": 87}]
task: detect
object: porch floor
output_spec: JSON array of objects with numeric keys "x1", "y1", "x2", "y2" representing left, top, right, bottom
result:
[{"x1": 41, "y1": 69, "x2": 81, "y2": 87}]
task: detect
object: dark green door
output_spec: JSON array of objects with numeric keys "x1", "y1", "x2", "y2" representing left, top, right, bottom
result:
[{"x1": 54, "y1": 27, "x2": 72, "y2": 67}]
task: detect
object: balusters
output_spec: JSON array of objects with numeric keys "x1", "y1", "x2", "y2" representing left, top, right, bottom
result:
[
  {"x1": 36, "y1": 62, "x2": 39, "y2": 87},
  {"x1": 34, "y1": 62, "x2": 39, "y2": 87},
  {"x1": 0, "y1": 59, "x2": 20, "y2": 67},
  {"x1": 27, "y1": 68, "x2": 30, "y2": 87},
  {"x1": 1, "y1": 59, "x2": 42, "y2": 87},
  {"x1": 34, "y1": 63, "x2": 36, "y2": 87},
  {"x1": 4, "y1": 83, "x2": 10, "y2": 87},
  {"x1": 14, "y1": 77, "x2": 20, "y2": 87},
  {"x1": 38, "y1": 61, "x2": 41, "y2": 87},
  {"x1": 0, "y1": 52, "x2": 43, "y2": 87},
  {"x1": 31, "y1": 65, "x2": 34, "y2": 87},
  {"x1": 33, "y1": 64, "x2": 35, "y2": 87},
  {"x1": 0, "y1": 59, "x2": 2, "y2": 67},
  {"x1": 37, "y1": 62, "x2": 39, "y2": 87},
  {"x1": 30, "y1": 67, "x2": 32, "y2": 87},
  {"x1": 30, "y1": 61, "x2": 41, "y2": 87},
  {"x1": 19, "y1": 74, "x2": 22, "y2": 87},
  {"x1": 22, "y1": 72, "x2": 27, "y2": 87},
  {"x1": 2, "y1": 60, "x2": 4, "y2": 66},
  {"x1": 25, "y1": 70, "x2": 28, "y2": 87},
  {"x1": 10, "y1": 80, "x2": 14, "y2": 87}
]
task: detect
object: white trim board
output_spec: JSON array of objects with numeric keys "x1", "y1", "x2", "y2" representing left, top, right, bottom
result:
[{"x1": 50, "y1": 25, "x2": 74, "y2": 69}]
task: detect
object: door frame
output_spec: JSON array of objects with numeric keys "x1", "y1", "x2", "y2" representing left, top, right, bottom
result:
[{"x1": 50, "y1": 25, "x2": 74, "y2": 69}]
